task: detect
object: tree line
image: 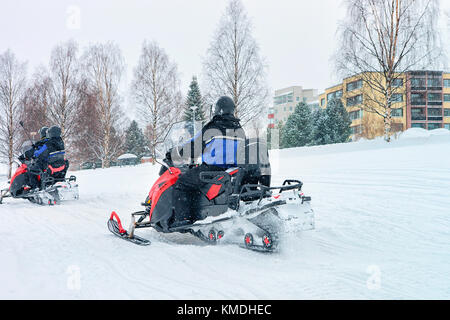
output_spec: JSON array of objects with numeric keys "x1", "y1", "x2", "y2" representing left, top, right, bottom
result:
[
  {"x1": 278, "y1": 99, "x2": 352, "y2": 149},
  {"x1": 0, "y1": 0, "x2": 269, "y2": 179}
]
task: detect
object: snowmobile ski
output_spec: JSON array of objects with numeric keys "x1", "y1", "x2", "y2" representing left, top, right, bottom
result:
[{"x1": 107, "y1": 212, "x2": 151, "y2": 246}]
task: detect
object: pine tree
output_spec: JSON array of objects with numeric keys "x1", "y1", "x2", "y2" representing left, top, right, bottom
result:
[
  {"x1": 325, "y1": 98, "x2": 352, "y2": 143},
  {"x1": 312, "y1": 108, "x2": 333, "y2": 145},
  {"x1": 280, "y1": 102, "x2": 314, "y2": 148},
  {"x1": 312, "y1": 98, "x2": 351, "y2": 145},
  {"x1": 183, "y1": 76, "x2": 206, "y2": 135},
  {"x1": 124, "y1": 120, "x2": 149, "y2": 159}
]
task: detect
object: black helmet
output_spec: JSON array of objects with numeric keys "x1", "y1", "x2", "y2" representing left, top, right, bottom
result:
[
  {"x1": 38, "y1": 126, "x2": 49, "y2": 139},
  {"x1": 214, "y1": 96, "x2": 235, "y2": 116},
  {"x1": 47, "y1": 125, "x2": 62, "y2": 138}
]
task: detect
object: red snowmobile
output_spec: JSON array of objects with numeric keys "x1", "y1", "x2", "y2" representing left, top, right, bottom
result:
[
  {"x1": 0, "y1": 145, "x2": 78, "y2": 205},
  {"x1": 107, "y1": 138, "x2": 314, "y2": 252}
]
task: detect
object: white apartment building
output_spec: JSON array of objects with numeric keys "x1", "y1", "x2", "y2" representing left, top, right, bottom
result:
[{"x1": 268, "y1": 86, "x2": 318, "y2": 128}]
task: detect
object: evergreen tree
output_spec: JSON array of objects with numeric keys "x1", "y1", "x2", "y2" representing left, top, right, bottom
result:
[
  {"x1": 124, "y1": 120, "x2": 149, "y2": 159},
  {"x1": 312, "y1": 98, "x2": 351, "y2": 145},
  {"x1": 183, "y1": 76, "x2": 206, "y2": 135},
  {"x1": 325, "y1": 98, "x2": 352, "y2": 143},
  {"x1": 280, "y1": 102, "x2": 314, "y2": 148},
  {"x1": 312, "y1": 108, "x2": 333, "y2": 145}
]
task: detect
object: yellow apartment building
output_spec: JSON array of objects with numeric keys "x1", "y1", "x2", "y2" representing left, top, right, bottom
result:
[{"x1": 318, "y1": 71, "x2": 450, "y2": 139}]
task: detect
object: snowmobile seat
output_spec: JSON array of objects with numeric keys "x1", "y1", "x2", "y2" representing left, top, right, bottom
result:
[
  {"x1": 195, "y1": 171, "x2": 233, "y2": 219},
  {"x1": 47, "y1": 159, "x2": 69, "y2": 182}
]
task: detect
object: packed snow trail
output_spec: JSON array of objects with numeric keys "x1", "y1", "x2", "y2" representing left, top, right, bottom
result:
[{"x1": 0, "y1": 129, "x2": 449, "y2": 299}]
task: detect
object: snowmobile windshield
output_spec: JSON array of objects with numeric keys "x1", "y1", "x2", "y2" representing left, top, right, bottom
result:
[{"x1": 161, "y1": 120, "x2": 199, "y2": 162}]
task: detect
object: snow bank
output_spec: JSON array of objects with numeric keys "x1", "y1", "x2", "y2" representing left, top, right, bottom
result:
[
  {"x1": 399, "y1": 128, "x2": 431, "y2": 139},
  {"x1": 398, "y1": 127, "x2": 450, "y2": 140},
  {"x1": 270, "y1": 127, "x2": 450, "y2": 160}
]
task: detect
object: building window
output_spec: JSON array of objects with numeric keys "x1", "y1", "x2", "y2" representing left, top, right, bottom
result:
[
  {"x1": 411, "y1": 93, "x2": 426, "y2": 105},
  {"x1": 296, "y1": 97, "x2": 299, "y2": 101},
  {"x1": 321, "y1": 98, "x2": 325, "y2": 106},
  {"x1": 444, "y1": 124, "x2": 450, "y2": 130},
  {"x1": 444, "y1": 109, "x2": 450, "y2": 117},
  {"x1": 428, "y1": 93, "x2": 442, "y2": 102},
  {"x1": 347, "y1": 94, "x2": 363, "y2": 106},
  {"x1": 427, "y1": 108, "x2": 443, "y2": 121},
  {"x1": 428, "y1": 123, "x2": 441, "y2": 130},
  {"x1": 427, "y1": 77, "x2": 441, "y2": 88},
  {"x1": 444, "y1": 79, "x2": 450, "y2": 88},
  {"x1": 327, "y1": 90, "x2": 343, "y2": 101},
  {"x1": 411, "y1": 108, "x2": 426, "y2": 120},
  {"x1": 350, "y1": 126, "x2": 361, "y2": 134},
  {"x1": 274, "y1": 92, "x2": 294, "y2": 105},
  {"x1": 444, "y1": 94, "x2": 450, "y2": 102},
  {"x1": 346, "y1": 80, "x2": 363, "y2": 92},
  {"x1": 428, "y1": 108, "x2": 442, "y2": 116},
  {"x1": 289, "y1": 106, "x2": 293, "y2": 111},
  {"x1": 411, "y1": 123, "x2": 426, "y2": 129},
  {"x1": 349, "y1": 109, "x2": 363, "y2": 120},
  {"x1": 393, "y1": 78, "x2": 403, "y2": 87},
  {"x1": 411, "y1": 78, "x2": 426, "y2": 88},
  {"x1": 391, "y1": 108, "x2": 403, "y2": 117},
  {"x1": 391, "y1": 94, "x2": 403, "y2": 102}
]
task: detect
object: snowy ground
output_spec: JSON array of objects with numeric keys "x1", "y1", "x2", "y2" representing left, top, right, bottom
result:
[{"x1": 0, "y1": 129, "x2": 449, "y2": 299}]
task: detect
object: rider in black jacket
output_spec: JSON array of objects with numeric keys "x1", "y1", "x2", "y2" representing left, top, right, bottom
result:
[
  {"x1": 164, "y1": 97, "x2": 246, "y2": 226},
  {"x1": 29, "y1": 125, "x2": 67, "y2": 187}
]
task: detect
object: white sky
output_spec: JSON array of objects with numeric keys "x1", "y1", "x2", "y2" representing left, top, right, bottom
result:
[{"x1": 1, "y1": 0, "x2": 449, "y2": 114}]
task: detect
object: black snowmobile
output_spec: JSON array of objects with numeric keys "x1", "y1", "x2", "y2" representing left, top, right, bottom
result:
[
  {"x1": 0, "y1": 144, "x2": 79, "y2": 205},
  {"x1": 107, "y1": 138, "x2": 314, "y2": 252}
]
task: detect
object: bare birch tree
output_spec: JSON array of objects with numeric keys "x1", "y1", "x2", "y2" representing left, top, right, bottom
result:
[
  {"x1": 203, "y1": 0, "x2": 269, "y2": 126},
  {"x1": 47, "y1": 40, "x2": 81, "y2": 142},
  {"x1": 82, "y1": 42, "x2": 125, "y2": 168},
  {"x1": 131, "y1": 40, "x2": 182, "y2": 162},
  {"x1": 0, "y1": 50, "x2": 27, "y2": 179},
  {"x1": 335, "y1": 0, "x2": 443, "y2": 141},
  {"x1": 21, "y1": 67, "x2": 52, "y2": 140},
  {"x1": 70, "y1": 79, "x2": 102, "y2": 166}
]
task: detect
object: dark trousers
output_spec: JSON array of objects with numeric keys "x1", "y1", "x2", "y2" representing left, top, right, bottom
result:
[{"x1": 173, "y1": 164, "x2": 224, "y2": 224}]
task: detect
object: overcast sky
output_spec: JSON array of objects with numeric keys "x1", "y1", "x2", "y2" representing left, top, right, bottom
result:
[{"x1": 1, "y1": 0, "x2": 449, "y2": 110}]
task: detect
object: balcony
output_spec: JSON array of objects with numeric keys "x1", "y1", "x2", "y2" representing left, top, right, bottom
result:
[
  {"x1": 411, "y1": 100, "x2": 426, "y2": 106},
  {"x1": 428, "y1": 116, "x2": 443, "y2": 121},
  {"x1": 411, "y1": 115, "x2": 426, "y2": 121}
]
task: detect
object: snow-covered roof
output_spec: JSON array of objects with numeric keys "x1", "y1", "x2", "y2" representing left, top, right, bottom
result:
[{"x1": 117, "y1": 153, "x2": 138, "y2": 160}]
